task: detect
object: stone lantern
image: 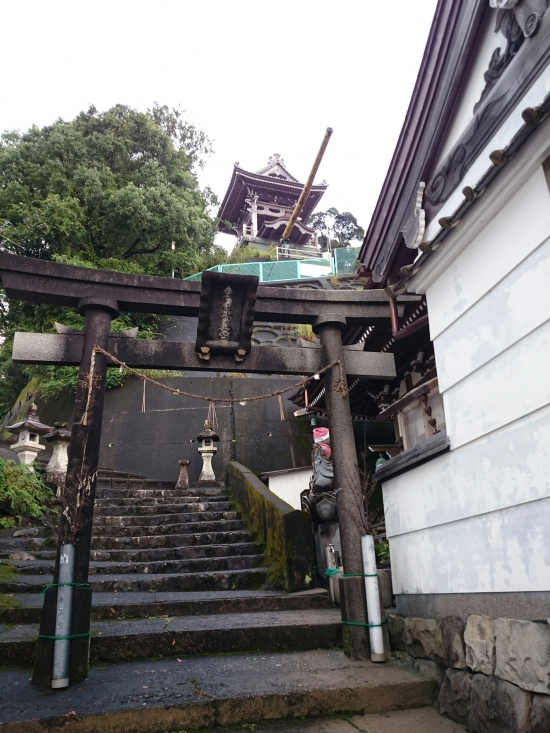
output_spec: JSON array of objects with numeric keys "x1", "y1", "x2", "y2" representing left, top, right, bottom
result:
[
  {"x1": 44, "y1": 422, "x2": 71, "y2": 491},
  {"x1": 6, "y1": 404, "x2": 51, "y2": 467},
  {"x1": 196, "y1": 421, "x2": 220, "y2": 483}
]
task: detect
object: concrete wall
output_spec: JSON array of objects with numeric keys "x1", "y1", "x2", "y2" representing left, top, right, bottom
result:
[
  {"x1": 385, "y1": 122, "x2": 550, "y2": 615},
  {"x1": 264, "y1": 468, "x2": 312, "y2": 510}
]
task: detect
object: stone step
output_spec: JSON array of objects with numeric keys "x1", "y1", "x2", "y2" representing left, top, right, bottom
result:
[
  {"x1": 96, "y1": 478, "x2": 174, "y2": 490},
  {"x1": 92, "y1": 529, "x2": 256, "y2": 550},
  {"x1": 8, "y1": 553, "x2": 266, "y2": 577},
  {"x1": 96, "y1": 469, "x2": 144, "y2": 480},
  {"x1": 95, "y1": 489, "x2": 229, "y2": 501},
  {"x1": 1, "y1": 568, "x2": 269, "y2": 594},
  {"x1": 0, "y1": 609, "x2": 342, "y2": 666},
  {"x1": 1, "y1": 588, "x2": 332, "y2": 624},
  {"x1": 93, "y1": 519, "x2": 246, "y2": 537},
  {"x1": 2, "y1": 542, "x2": 262, "y2": 564},
  {"x1": 90, "y1": 542, "x2": 263, "y2": 563},
  {"x1": 95, "y1": 510, "x2": 240, "y2": 526},
  {"x1": 0, "y1": 650, "x2": 437, "y2": 733},
  {"x1": 0, "y1": 537, "x2": 47, "y2": 554},
  {"x1": 94, "y1": 501, "x2": 234, "y2": 516}
]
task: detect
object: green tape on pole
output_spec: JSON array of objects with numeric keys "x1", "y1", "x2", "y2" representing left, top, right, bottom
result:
[
  {"x1": 324, "y1": 568, "x2": 340, "y2": 577},
  {"x1": 38, "y1": 632, "x2": 91, "y2": 641},
  {"x1": 341, "y1": 619, "x2": 388, "y2": 628}
]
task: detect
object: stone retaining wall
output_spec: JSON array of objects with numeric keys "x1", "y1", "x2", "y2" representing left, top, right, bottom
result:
[{"x1": 388, "y1": 613, "x2": 550, "y2": 732}]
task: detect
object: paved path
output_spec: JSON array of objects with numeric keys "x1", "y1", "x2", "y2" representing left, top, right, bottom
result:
[{"x1": 209, "y1": 707, "x2": 466, "y2": 732}]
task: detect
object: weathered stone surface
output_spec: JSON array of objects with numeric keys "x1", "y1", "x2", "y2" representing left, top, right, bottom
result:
[
  {"x1": 388, "y1": 614, "x2": 407, "y2": 651},
  {"x1": 467, "y1": 674, "x2": 532, "y2": 733},
  {"x1": 377, "y1": 569, "x2": 393, "y2": 609},
  {"x1": 12, "y1": 527, "x2": 39, "y2": 537},
  {"x1": 495, "y1": 617, "x2": 550, "y2": 694},
  {"x1": 8, "y1": 552, "x2": 35, "y2": 561},
  {"x1": 530, "y1": 693, "x2": 550, "y2": 733},
  {"x1": 404, "y1": 617, "x2": 437, "y2": 660},
  {"x1": 434, "y1": 615, "x2": 467, "y2": 669},
  {"x1": 438, "y1": 668, "x2": 473, "y2": 724},
  {"x1": 465, "y1": 615, "x2": 495, "y2": 676},
  {"x1": 415, "y1": 658, "x2": 446, "y2": 688}
]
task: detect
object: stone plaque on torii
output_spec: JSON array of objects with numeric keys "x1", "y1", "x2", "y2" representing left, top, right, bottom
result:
[{"x1": 0, "y1": 252, "x2": 412, "y2": 686}]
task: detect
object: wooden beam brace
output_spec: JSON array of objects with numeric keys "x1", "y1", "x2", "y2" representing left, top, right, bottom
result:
[{"x1": 12, "y1": 333, "x2": 397, "y2": 380}]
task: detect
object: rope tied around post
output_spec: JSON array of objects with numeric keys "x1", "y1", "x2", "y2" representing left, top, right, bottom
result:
[{"x1": 89, "y1": 345, "x2": 347, "y2": 405}]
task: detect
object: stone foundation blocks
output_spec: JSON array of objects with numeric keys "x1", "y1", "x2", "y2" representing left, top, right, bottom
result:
[
  {"x1": 530, "y1": 693, "x2": 550, "y2": 733},
  {"x1": 465, "y1": 614, "x2": 495, "y2": 676},
  {"x1": 467, "y1": 674, "x2": 532, "y2": 733},
  {"x1": 434, "y1": 615, "x2": 466, "y2": 669},
  {"x1": 403, "y1": 617, "x2": 437, "y2": 660},
  {"x1": 495, "y1": 618, "x2": 550, "y2": 694},
  {"x1": 438, "y1": 668, "x2": 473, "y2": 725}
]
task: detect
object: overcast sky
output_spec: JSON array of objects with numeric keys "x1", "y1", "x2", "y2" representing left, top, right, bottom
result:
[{"x1": 2, "y1": 0, "x2": 438, "y2": 250}]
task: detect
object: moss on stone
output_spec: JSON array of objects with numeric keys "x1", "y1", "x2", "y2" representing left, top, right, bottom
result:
[{"x1": 226, "y1": 462, "x2": 316, "y2": 592}]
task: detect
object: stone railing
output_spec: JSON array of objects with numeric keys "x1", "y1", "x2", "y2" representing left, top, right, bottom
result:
[
  {"x1": 226, "y1": 461, "x2": 316, "y2": 593},
  {"x1": 388, "y1": 613, "x2": 550, "y2": 731}
]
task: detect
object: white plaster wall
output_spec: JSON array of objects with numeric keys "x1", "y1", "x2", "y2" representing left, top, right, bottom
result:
[
  {"x1": 266, "y1": 468, "x2": 311, "y2": 510},
  {"x1": 384, "y1": 161, "x2": 550, "y2": 596}
]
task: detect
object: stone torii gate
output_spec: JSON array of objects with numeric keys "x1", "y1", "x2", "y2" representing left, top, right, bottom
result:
[{"x1": 0, "y1": 252, "x2": 407, "y2": 686}]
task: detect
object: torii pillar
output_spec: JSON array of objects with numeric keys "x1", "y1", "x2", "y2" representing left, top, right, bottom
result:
[
  {"x1": 313, "y1": 313, "x2": 369, "y2": 660},
  {"x1": 33, "y1": 297, "x2": 118, "y2": 687}
]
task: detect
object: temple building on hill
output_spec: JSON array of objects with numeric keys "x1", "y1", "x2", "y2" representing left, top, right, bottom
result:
[{"x1": 217, "y1": 154, "x2": 328, "y2": 258}]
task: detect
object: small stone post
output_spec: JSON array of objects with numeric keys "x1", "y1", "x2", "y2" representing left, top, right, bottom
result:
[
  {"x1": 313, "y1": 312, "x2": 370, "y2": 661},
  {"x1": 176, "y1": 460, "x2": 190, "y2": 489}
]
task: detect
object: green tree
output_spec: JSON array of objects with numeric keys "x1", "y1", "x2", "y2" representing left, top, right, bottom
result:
[
  {"x1": 0, "y1": 104, "x2": 220, "y2": 414},
  {"x1": 307, "y1": 207, "x2": 364, "y2": 247}
]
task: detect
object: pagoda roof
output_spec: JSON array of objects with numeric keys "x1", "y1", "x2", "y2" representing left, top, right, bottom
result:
[{"x1": 217, "y1": 155, "x2": 328, "y2": 229}]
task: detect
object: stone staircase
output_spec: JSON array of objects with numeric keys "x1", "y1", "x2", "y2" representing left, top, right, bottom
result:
[
  {"x1": 0, "y1": 468, "x2": 438, "y2": 730},
  {"x1": 0, "y1": 468, "x2": 339, "y2": 664}
]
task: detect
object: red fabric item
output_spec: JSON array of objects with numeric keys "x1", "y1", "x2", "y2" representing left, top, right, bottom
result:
[{"x1": 313, "y1": 427, "x2": 330, "y2": 443}]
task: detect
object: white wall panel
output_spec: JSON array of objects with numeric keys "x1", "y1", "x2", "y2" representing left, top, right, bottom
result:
[
  {"x1": 435, "y1": 238, "x2": 550, "y2": 392},
  {"x1": 383, "y1": 404, "x2": 550, "y2": 538},
  {"x1": 389, "y1": 497, "x2": 550, "y2": 595},
  {"x1": 427, "y1": 167, "x2": 550, "y2": 340},
  {"x1": 443, "y1": 320, "x2": 550, "y2": 448}
]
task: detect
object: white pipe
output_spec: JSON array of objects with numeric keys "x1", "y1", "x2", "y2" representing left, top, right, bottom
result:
[
  {"x1": 51, "y1": 543, "x2": 75, "y2": 689},
  {"x1": 361, "y1": 534, "x2": 385, "y2": 662}
]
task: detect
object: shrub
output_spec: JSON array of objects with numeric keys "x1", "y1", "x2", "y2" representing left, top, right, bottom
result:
[{"x1": 0, "y1": 459, "x2": 54, "y2": 528}]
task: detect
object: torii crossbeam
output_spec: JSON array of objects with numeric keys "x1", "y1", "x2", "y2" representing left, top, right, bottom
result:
[{"x1": 0, "y1": 252, "x2": 411, "y2": 685}]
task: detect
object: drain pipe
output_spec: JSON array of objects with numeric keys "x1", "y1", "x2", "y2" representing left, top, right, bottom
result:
[
  {"x1": 51, "y1": 543, "x2": 75, "y2": 688},
  {"x1": 361, "y1": 534, "x2": 385, "y2": 662}
]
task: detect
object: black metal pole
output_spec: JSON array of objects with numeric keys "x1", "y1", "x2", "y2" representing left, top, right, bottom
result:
[
  {"x1": 33, "y1": 298, "x2": 118, "y2": 687},
  {"x1": 313, "y1": 313, "x2": 370, "y2": 660}
]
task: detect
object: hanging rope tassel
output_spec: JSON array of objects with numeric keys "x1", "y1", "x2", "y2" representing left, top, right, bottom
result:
[
  {"x1": 81, "y1": 349, "x2": 97, "y2": 426},
  {"x1": 278, "y1": 394, "x2": 285, "y2": 421}
]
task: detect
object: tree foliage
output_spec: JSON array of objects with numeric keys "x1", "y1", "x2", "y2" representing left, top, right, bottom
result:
[
  {"x1": 0, "y1": 104, "x2": 220, "y2": 414},
  {"x1": 307, "y1": 207, "x2": 364, "y2": 246}
]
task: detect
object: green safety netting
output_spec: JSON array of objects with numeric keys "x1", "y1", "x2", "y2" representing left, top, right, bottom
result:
[
  {"x1": 183, "y1": 245, "x2": 362, "y2": 283},
  {"x1": 333, "y1": 246, "x2": 360, "y2": 274}
]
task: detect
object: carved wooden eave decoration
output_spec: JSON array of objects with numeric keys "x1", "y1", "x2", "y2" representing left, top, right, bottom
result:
[
  {"x1": 402, "y1": 182, "x2": 426, "y2": 249},
  {"x1": 195, "y1": 271, "x2": 259, "y2": 362},
  {"x1": 425, "y1": 0, "x2": 548, "y2": 214},
  {"x1": 359, "y1": 0, "x2": 550, "y2": 285}
]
